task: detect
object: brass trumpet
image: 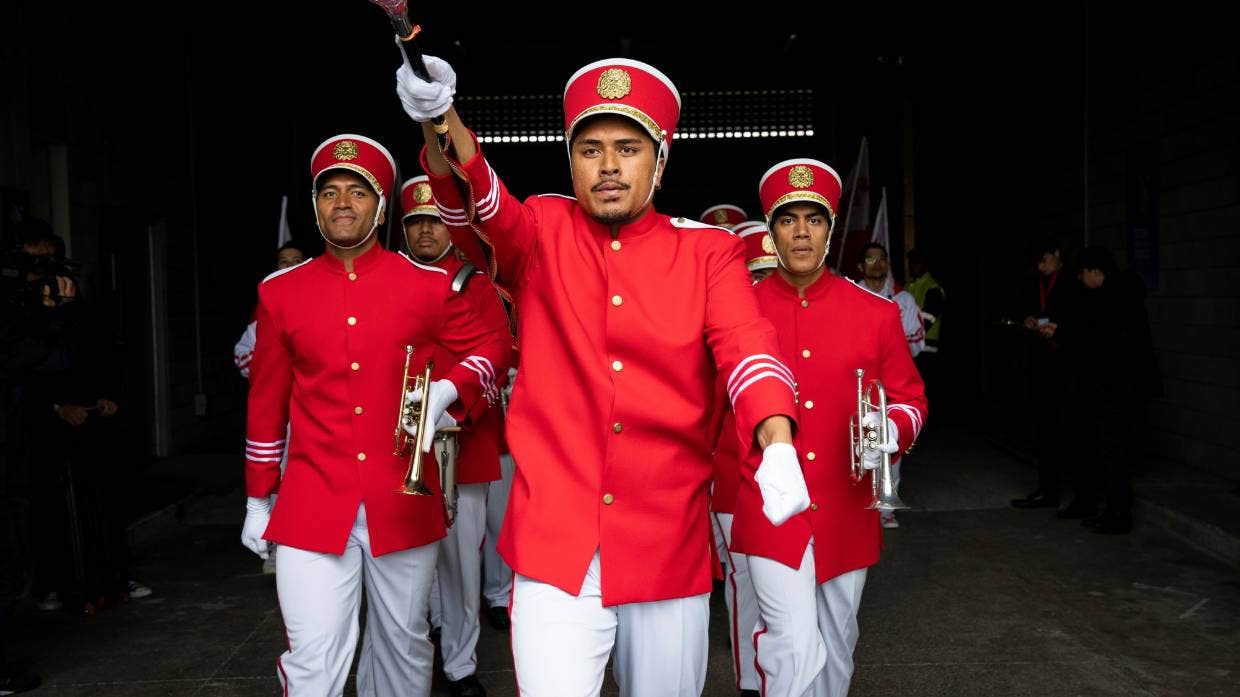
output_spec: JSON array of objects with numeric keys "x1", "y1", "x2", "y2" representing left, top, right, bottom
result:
[
  {"x1": 394, "y1": 346, "x2": 461, "y2": 523},
  {"x1": 395, "y1": 346, "x2": 434, "y2": 496},
  {"x1": 849, "y1": 369, "x2": 908, "y2": 511}
]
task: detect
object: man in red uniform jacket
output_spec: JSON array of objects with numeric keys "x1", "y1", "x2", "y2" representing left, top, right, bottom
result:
[
  {"x1": 730, "y1": 159, "x2": 927, "y2": 697},
  {"x1": 239, "y1": 135, "x2": 512, "y2": 697},
  {"x1": 401, "y1": 175, "x2": 512, "y2": 697},
  {"x1": 395, "y1": 57, "x2": 806, "y2": 696}
]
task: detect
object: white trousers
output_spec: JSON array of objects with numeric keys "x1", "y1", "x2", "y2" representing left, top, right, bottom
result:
[
  {"x1": 712, "y1": 513, "x2": 760, "y2": 691},
  {"x1": 511, "y1": 552, "x2": 709, "y2": 697},
  {"x1": 275, "y1": 504, "x2": 438, "y2": 697},
  {"x1": 482, "y1": 453, "x2": 515, "y2": 608},
  {"x1": 429, "y1": 482, "x2": 488, "y2": 681},
  {"x1": 750, "y1": 542, "x2": 868, "y2": 697}
]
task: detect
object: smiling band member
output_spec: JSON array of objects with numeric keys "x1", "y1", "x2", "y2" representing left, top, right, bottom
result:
[
  {"x1": 240, "y1": 135, "x2": 513, "y2": 697},
  {"x1": 392, "y1": 57, "x2": 805, "y2": 696}
]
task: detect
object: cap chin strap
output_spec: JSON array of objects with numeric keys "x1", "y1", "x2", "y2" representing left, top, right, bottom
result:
[
  {"x1": 639, "y1": 147, "x2": 667, "y2": 213},
  {"x1": 768, "y1": 228, "x2": 832, "y2": 272},
  {"x1": 315, "y1": 193, "x2": 385, "y2": 251},
  {"x1": 422, "y1": 242, "x2": 454, "y2": 264}
]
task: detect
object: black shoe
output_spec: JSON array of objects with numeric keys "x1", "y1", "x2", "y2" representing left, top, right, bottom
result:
[
  {"x1": 1092, "y1": 512, "x2": 1132, "y2": 535},
  {"x1": 1056, "y1": 501, "x2": 1099, "y2": 519},
  {"x1": 448, "y1": 674, "x2": 487, "y2": 697},
  {"x1": 740, "y1": 691, "x2": 761, "y2": 697},
  {"x1": 0, "y1": 668, "x2": 42, "y2": 695},
  {"x1": 486, "y1": 605, "x2": 510, "y2": 631},
  {"x1": 1010, "y1": 491, "x2": 1060, "y2": 509},
  {"x1": 1081, "y1": 513, "x2": 1105, "y2": 529}
]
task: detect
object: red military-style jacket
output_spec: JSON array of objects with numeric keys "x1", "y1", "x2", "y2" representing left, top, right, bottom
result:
[
  {"x1": 731, "y1": 272, "x2": 927, "y2": 583},
  {"x1": 709, "y1": 393, "x2": 742, "y2": 515},
  {"x1": 244, "y1": 244, "x2": 513, "y2": 556},
  {"x1": 428, "y1": 250, "x2": 514, "y2": 484},
  {"x1": 422, "y1": 139, "x2": 798, "y2": 606}
]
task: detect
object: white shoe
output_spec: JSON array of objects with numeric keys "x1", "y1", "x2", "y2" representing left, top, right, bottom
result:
[
  {"x1": 880, "y1": 511, "x2": 899, "y2": 529},
  {"x1": 36, "y1": 592, "x2": 62, "y2": 611},
  {"x1": 127, "y1": 580, "x2": 153, "y2": 599}
]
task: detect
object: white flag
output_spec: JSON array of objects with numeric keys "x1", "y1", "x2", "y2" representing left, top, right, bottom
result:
[
  {"x1": 871, "y1": 187, "x2": 892, "y2": 287},
  {"x1": 276, "y1": 195, "x2": 291, "y2": 247},
  {"x1": 833, "y1": 137, "x2": 870, "y2": 274}
]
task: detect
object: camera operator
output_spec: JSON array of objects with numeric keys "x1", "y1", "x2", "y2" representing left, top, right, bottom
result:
[{"x1": 0, "y1": 217, "x2": 80, "y2": 693}]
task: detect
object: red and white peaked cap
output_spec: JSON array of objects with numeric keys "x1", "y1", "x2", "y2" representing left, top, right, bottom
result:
[
  {"x1": 563, "y1": 58, "x2": 681, "y2": 161},
  {"x1": 311, "y1": 134, "x2": 397, "y2": 200},
  {"x1": 758, "y1": 158, "x2": 843, "y2": 226},
  {"x1": 400, "y1": 175, "x2": 438, "y2": 221},
  {"x1": 735, "y1": 221, "x2": 777, "y2": 271},
  {"x1": 700, "y1": 204, "x2": 748, "y2": 230}
]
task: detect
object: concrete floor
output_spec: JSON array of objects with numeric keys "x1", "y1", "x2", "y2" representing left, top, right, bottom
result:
[{"x1": 10, "y1": 426, "x2": 1240, "y2": 696}]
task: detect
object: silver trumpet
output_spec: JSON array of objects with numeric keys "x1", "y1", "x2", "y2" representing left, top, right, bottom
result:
[
  {"x1": 849, "y1": 369, "x2": 908, "y2": 511},
  {"x1": 432, "y1": 430, "x2": 459, "y2": 527}
]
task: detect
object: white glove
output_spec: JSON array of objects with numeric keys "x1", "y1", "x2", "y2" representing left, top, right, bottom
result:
[
  {"x1": 860, "y1": 412, "x2": 900, "y2": 470},
  {"x1": 241, "y1": 496, "x2": 272, "y2": 559},
  {"x1": 754, "y1": 442, "x2": 811, "y2": 526},
  {"x1": 404, "y1": 378, "x2": 459, "y2": 452},
  {"x1": 394, "y1": 47, "x2": 457, "y2": 123}
]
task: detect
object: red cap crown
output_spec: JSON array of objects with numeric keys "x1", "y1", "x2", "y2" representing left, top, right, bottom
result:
[
  {"x1": 699, "y1": 204, "x2": 748, "y2": 230},
  {"x1": 758, "y1": 158, "x2": 842, "y2": 225},
  {"x1": 735, "y1": 221, "x2": 777, "y2": 271},
  {"x1": 400, "y1": 176, "x2": 437, "y2": 220},
  {"x1": 563, "y1": 59, "x2": 681, "y2": 153},
  {"x1": 311, "y1": 134, "x2": 397, "y2": 200}
]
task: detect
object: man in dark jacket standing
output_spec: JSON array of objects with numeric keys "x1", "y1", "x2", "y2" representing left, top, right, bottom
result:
[{"x1": 1053, "y1": 246, "x2": 1159, "y2": 533}]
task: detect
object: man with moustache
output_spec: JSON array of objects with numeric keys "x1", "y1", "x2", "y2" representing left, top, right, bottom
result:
[
  {"x1": 730, "y1": 159, "x2": 926, "y2": 697},
  {"x1": 239, "y1": 135, "x2": 512, "y2": 697},
  {"x1": 396, "y1": 58, "x2": 804, "y2": 696},
  {"x1": 400, "y1": 175, "x2": 512, "y2": 697}
]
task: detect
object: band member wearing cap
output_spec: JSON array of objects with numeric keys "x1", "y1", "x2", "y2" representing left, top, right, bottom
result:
[
  {"x1": 729, "y1": 159, "x2": 927, "y2": 697},
  {"x1": 700, "y1": 204, "x2": 749, "y2": 231},
  {"x1": 708, "y1": 219, "x2": 779, "y2": 697},
  {"x1": 400, "y1": 175, "x2": 513, "y2": 697},
  {"x1": 239, "y1": 135, "x2": 513, "y2": 697},
  {"x1": 395, "y1": 58, "x2": 803, "y2": 696}
]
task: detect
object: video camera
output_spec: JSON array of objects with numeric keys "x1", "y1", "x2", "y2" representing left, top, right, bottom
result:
[{"x1": 0, "y1": 248, "x2": 83, "y2": 308}]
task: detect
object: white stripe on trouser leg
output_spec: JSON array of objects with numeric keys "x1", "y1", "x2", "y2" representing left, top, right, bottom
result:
[
  {"x1": 435, "y1": 483, "x2": 488, "y2": 681},
  {"x1": 808, "y1": 567, "x2": 867, "y2": 697},
  {"x1": 713, "y1": 513, "x2": 760, "y2": 691},
  {"x1": 750, "y1": 542, "x2": 827, "y2": 697},
  {"x1": 482, "y1": 454, "x2": 514, "y2": 608},
  {"x1": 511, "y1": 552, "x2": 709, "y2": 697}
]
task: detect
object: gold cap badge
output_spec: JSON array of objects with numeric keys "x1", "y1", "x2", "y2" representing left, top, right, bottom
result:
[
  {"x1": 413, "y1": 183, "x2": 433, "y2": 204},
  {"x1": 333, "y1": 140, "x2": 359, "y2": 162},
  {"x1": 761, "y1": 235, "x2": 776, "y2": 254},
  {"x1": 597, "y1": 68, "x2": 632, "y2": 100},
  {"x1": 713, "y1": 210, "x2": 729, "y2": 225},
  {"x1": 788, "y1": 165, "x2": 814, "y2": 189}
]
